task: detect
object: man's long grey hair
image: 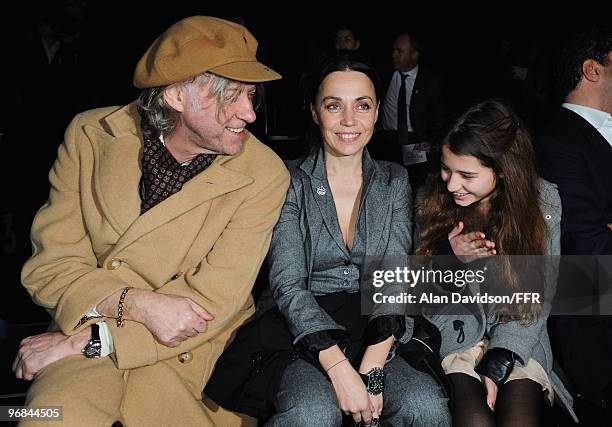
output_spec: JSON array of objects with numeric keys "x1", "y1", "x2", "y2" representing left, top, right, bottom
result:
[{"x1": 136, "y1": 72, "x2": 261, "y2": 142}]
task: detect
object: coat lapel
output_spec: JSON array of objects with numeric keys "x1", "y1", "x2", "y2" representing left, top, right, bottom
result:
[
  {"x1": 301, "y1": 148, "x2": 349, "y2": 257},
  {"x1": 88, "y1": 105, "x2": 143, "y2": 236},
  {"x1": 114, "y1": 160, "x2": 252, "y2": 254},
  {"x1": 89, "y1": 103, "x2": 253, "y2": 252},
  {"x1": 361, "y1": 150, "x2": 387, "y2": 256}
]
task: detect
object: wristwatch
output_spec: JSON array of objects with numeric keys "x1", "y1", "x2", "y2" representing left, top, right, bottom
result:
[
  {"x1": 82, "y1": 323, "x2": 102, "y2": 358},
  {"x1": 360, "y1": 367, "x2": 385, "y2": 395}
]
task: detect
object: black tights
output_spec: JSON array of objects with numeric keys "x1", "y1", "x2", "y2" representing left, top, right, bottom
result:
[{"x1": 449, "y1": 373, "x2": 545, "y2": 427}]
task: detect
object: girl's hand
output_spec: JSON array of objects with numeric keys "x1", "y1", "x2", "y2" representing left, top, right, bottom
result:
[
  {"x1": 448, "y1": 221, "x2": 496, "y2": 262},
  {"x1": 480, "y1": 374, "x2": 498, "y2": 411}
]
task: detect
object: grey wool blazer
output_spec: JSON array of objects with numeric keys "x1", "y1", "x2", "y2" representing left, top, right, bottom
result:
[
  {"x1": 419, "y1": 179, "x2": 577, "y2": 422},
  {"x1": 262, "y1": 146, "x2": 414, "y2": 345}
]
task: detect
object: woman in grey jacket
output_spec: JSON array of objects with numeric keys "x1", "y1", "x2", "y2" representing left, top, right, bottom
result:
[
  {"x1": 263, "y1": 52, "x2": 450, "y2": 426},
  {"x1": 416, "y1": 99, "x2": 577, "y2": 425}
]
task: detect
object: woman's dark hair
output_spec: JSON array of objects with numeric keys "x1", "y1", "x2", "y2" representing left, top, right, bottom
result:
[{"x1": 308, "y1": 51, "x2": 381, "y2": 106}]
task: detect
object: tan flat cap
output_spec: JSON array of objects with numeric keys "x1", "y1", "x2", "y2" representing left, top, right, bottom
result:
[{"x1": 133, "y1": 16, "x2": 281, "y2": 88}]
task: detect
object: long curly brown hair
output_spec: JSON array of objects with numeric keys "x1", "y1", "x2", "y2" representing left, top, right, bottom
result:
[{"x1": 415, "y1": 99, "x2": 547, "y2": 322}]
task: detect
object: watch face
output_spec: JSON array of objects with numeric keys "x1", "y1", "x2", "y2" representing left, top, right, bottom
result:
[
  {"x1": 83, "y1": 341, "x2": 102, "y2": 358},
  {"x1": 367, "y1": 367, "x2": 385, "y2": 395}
]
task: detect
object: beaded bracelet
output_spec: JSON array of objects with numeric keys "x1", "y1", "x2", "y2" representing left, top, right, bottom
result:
[{"x1": 116, "y1": 287, "x2": 132, "y2": 327}]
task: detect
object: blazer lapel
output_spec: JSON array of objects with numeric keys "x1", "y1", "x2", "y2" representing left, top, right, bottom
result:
[
  {"x1": 409, "y1": 69, "x2": 425, "y2": 112},
  {"x1": 301, "y1": 148, "x2": 350, "y2": 257},
  {"x1": 361, "y1": 150, "x2": 387, "y2": 255},
  {"x1": 564, "y1": 108, "x2": 612, "y2": 154}
]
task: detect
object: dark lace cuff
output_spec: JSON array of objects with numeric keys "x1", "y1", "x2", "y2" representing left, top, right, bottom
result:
[
  {"x1": 475, "y1": 347, "x2": 524, "y2": 385},
  {"x1": 296, "y1": 329, "x2": 350, "y2": 354},
  {"x1": 363, "y1": 315, "x2": 406, "y2": 346}
]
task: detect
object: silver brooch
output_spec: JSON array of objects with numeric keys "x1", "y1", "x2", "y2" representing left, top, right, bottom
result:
[{"x1": 316, "y1": 185, "x2": 326, "y2": 196}]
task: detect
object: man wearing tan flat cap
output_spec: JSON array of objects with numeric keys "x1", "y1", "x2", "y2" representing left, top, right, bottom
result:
[{"x1": 12, "y1": 16, "x2": 288, "y2": 426}]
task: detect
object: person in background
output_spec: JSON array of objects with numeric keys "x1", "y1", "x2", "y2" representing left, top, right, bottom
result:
[
  {"x1": 538, "y1": 26, "x2": 612, "y2": 425},
  {"x1": 334, "y1": 26, "x2": 361, "y2": 52},
  {"x1": 378, "y1": 32, "x2": 445, "y2": 192}
]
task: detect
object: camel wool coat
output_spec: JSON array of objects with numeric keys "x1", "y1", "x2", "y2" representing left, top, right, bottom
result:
[{"x1": 20, "y1": 102, "x2": 289, "y2": 426}]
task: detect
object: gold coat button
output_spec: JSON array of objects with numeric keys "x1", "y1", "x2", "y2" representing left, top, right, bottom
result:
[
  {"x1": 107, "y1": 257, "x2": 122, "y2": 270},
  {"x1": 178, "y1": 351, "x2": 193, "y2": 364}
]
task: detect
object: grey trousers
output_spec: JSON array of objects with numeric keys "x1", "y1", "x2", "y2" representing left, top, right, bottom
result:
[{"x1": 265, "y1": 357, "x2": 450, "y2": 427}]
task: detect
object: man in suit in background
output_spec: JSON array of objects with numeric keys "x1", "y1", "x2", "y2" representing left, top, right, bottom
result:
[
  {"x1": 538, "y1": 27, "x2": 612, "y2": 423},
  {"x1": 374, "y1": 32, "x2": 445, "y2": 191}
]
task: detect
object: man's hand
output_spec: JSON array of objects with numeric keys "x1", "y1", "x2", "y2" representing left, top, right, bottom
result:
[
  {"x1": 12, "y1": 330, "x2": 89, "y2": 380},
  {"x1": 606, "y1": 223, "x2": 612, "y2": 231},
  {"x1": 132, "y1": 292, "x2": 214, "y2": 347},
  {"x1": 448, "y1": 221, "x2": 496, "y2": 262},
  {"x1": 97, "y1": 288, "x2": 214, "y2": 347}
]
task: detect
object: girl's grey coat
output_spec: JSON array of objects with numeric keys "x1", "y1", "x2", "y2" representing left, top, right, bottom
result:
[{"x1": 419, "y1": 179, "x2": 577, "y2": 422}]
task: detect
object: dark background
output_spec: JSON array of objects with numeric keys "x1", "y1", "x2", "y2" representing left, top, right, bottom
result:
[
  {"x1": 0, "y1": 1, "x2": 607, "y2": 414},
  {"x1": 2, "y1": 2, "x2": 603, "y2": 323}
]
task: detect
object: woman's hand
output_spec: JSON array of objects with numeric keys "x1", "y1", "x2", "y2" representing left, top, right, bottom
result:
[
  {"x1": 327, "y1": 361, "x2": 375, "y2": 425},
  {"x1": 320, "y1": 346, "x2": 375, "y2": 425},
  {"x1": 448, "y1": 221, "x2": 496, "y2": 262},
  {"x1": 367, "y1": 393, "x2": 383, "y2": 424},
  {"x1": 480, "y1": 374, "x2": 498, "y2": 411},
  {"x1": 357, "y1": 335, "x2": 394, "y2": 420}
]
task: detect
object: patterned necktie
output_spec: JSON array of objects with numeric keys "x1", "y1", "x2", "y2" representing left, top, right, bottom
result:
[{"x1": 397, "y1": 73, "x2": 409, "y2": 145}]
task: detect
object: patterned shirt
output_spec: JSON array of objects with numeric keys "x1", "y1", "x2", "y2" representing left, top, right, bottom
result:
[{"x1": 139, "y1": 136, "x2": 216, "y2": 213}]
